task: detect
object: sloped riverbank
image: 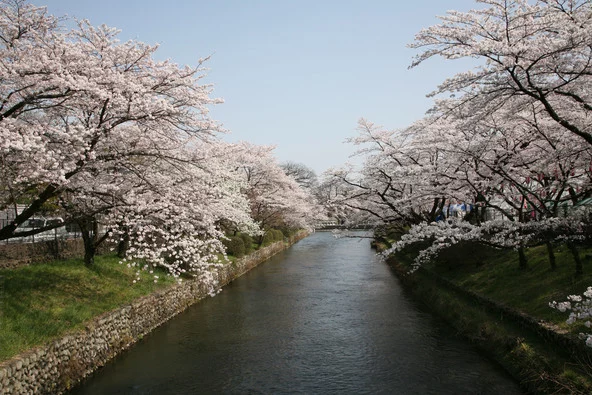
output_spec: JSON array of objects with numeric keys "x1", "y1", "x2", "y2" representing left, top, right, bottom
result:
[
  {"x1": 69, "y1": 231, "x2": 521, "y2": 395},
  {"x1": 386, "y1": 248, "x2": 592, "y2": 394},
  {"x1": 0, "y1": 231, "x2": 308, "y2": 394}
]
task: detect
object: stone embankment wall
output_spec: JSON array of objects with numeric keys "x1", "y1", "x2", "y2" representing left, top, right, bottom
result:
[
  {"x1": 386, "y1": 255, "x2": 592, "y2": 393},
  {"x1": 0, "y1": 231, "x2": 308, "y2": 394},
  {"x1": 410, "y1": 264, "x2": 592, "y2": 362}
]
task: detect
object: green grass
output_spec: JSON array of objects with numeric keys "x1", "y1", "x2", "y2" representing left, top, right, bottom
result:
[
  {"x1": 423, "y1": 242, "x2": 592, "y2": 330},
  {"x1": 0, "y1": 232, "x2": 301, "y2": 363},
  {"x1": 390, "y1": 245, "x2": 592, "y2": 393},
  {"x1": 0, "y1": 254, "x2": 175, "y2": 361}
]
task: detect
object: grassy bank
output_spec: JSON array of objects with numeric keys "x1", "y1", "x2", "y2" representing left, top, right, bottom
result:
[
  {"x1": 390, "y1": 242, "x2": 592, "y2": 394},
  {"x1": 0, "y1": 228, "x2": 298, "y2": 363},
  {"x1": 0, "y1": 255, "x2": 176, "y2": 361},
  {"x1": 414, "y1": 242, "x2": 592, "y2": 330}
]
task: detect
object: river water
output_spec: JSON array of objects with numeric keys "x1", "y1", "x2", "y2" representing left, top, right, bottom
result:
[{"x1": 71, "y1": 231, "x2": 522, "y2": 394}]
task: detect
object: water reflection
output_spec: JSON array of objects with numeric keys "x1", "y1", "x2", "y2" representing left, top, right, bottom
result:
[{"x1": 71, "y1": 232, "x2": 522, "y2": 394}]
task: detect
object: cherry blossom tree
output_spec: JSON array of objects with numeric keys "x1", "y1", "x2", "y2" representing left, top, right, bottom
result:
[
  {"x1": 335, "y1": 105, "x2": 591, "y2": 272},
  {"x1": 312, "y1": 170, "x2": 358, "y2": 226},
  {"x1": 232, "y1": 143, "x2": 319, "y2": 236},
  {"x1": 551, "y1": 287, "x2": 592, "y2": 347},
  {"x1": 389, "y1": 105, "x2": 590, "y2": 269},
  {"x1": 103, "y1": 141, "x2": 257, "y2": 286},
  {"x1": 0, "y1": 0, "x2": 222, "y2": 244},
  {"x1": 0, "y1": 1, "x2": 322, "y2": 289},
  {"x1": 410, "y1": 0, "x2": 592, "y2": 146},
  {"x1": 326, "y1": 118, "x2": 467, "y2": 230},
  {"x1": 322, "y1": 0, "x2": 592, "y2": 347},
  {"x1": 404, "y1": 0, "x2": 592, "y2": 270},
  {"x1": 435, "y1": 91, "x2": 592, "y2": 263},
  {"x1": 0, "y1": 0, "x2": 73, "y2": 237},
  {"x1": 281, "y1": 161, "x2": 318, "y2": 190},
  {"x1": 0, "y1": 1, "x2": 263, "y2": 291}
]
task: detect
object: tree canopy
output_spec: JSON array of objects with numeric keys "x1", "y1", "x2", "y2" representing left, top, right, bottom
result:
[{"x1": 0, "y1": 0, "x2": 320, "y2": 290}]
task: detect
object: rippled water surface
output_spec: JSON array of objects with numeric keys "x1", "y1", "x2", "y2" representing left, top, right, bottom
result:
[{"x1": 71, "y1": 231, "x2": 523, "y2": 394}]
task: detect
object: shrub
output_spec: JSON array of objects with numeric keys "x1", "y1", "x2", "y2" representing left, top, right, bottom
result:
[
  {"x1": 261, "y1": 231, "x2": 275, "y2": 246},
  {"x1": 238, "y1": 233, "x2": 254, "y2": 253},
  {"x1": 279, "y1": 227, "x2": 296, "y2": 238},
  {"x1": 262, "y1": 230, "x2": 279, "y2": 245},
  {"x1": 260, "y1": 229, "x2": 286, "y2": 246},
  {"x1": 273, "y1": 229, "x2": 284, "y2": 242},
  {"x1": 223, "y1": 236, "x2": 245, "y2": 258}
]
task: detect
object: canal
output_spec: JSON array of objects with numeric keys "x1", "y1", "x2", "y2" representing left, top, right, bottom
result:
[{"x1": 71, "y1": 231, "x2": 522, "y2": 394}]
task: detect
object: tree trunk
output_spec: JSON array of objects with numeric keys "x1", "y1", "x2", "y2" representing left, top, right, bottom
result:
[
  {"x1": 567, "y1": 242, "x2": 583, "y2": 277},
  {"x1": 479, "y1": 206, "x2": 487, "y2": 223},
  {"x1": 79, "y1": 218, "x2": 96, "y2": 267},
  {"x1": 83, "y1": 238, "x2": 96, "y2": 266},
  {"x1": 546, "y1": 242, "x2": 556, "y2": 271},
  {"x1": 117, "y1": 232, "x2": 130, "y2": 258},
  {"x1": 518, "y1": 247, "x2": 528, "y2": 270}
]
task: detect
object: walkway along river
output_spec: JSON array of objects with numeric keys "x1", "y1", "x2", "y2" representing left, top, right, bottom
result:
[{"x1": 71, "y1": 231, "x2": 523, "y2": 394}]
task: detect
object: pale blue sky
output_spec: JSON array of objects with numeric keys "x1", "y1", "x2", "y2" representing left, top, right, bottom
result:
[{"x1": 40, "y1": 0, "x2": 478, "y2": 174}]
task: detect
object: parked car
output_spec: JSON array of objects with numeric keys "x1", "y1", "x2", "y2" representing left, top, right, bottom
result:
[{"x1": 18, "y1": 217, "x2": 67, "y2": 241}]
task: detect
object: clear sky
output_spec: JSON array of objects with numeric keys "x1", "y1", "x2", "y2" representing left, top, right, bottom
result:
[{"x1": 40, "y1": 0, "x2": 478, "y2": 175}]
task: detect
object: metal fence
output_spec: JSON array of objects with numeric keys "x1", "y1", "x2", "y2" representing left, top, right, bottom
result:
[{"x1": 0, "y1": 217, "x2": 82, "y2": 245}]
